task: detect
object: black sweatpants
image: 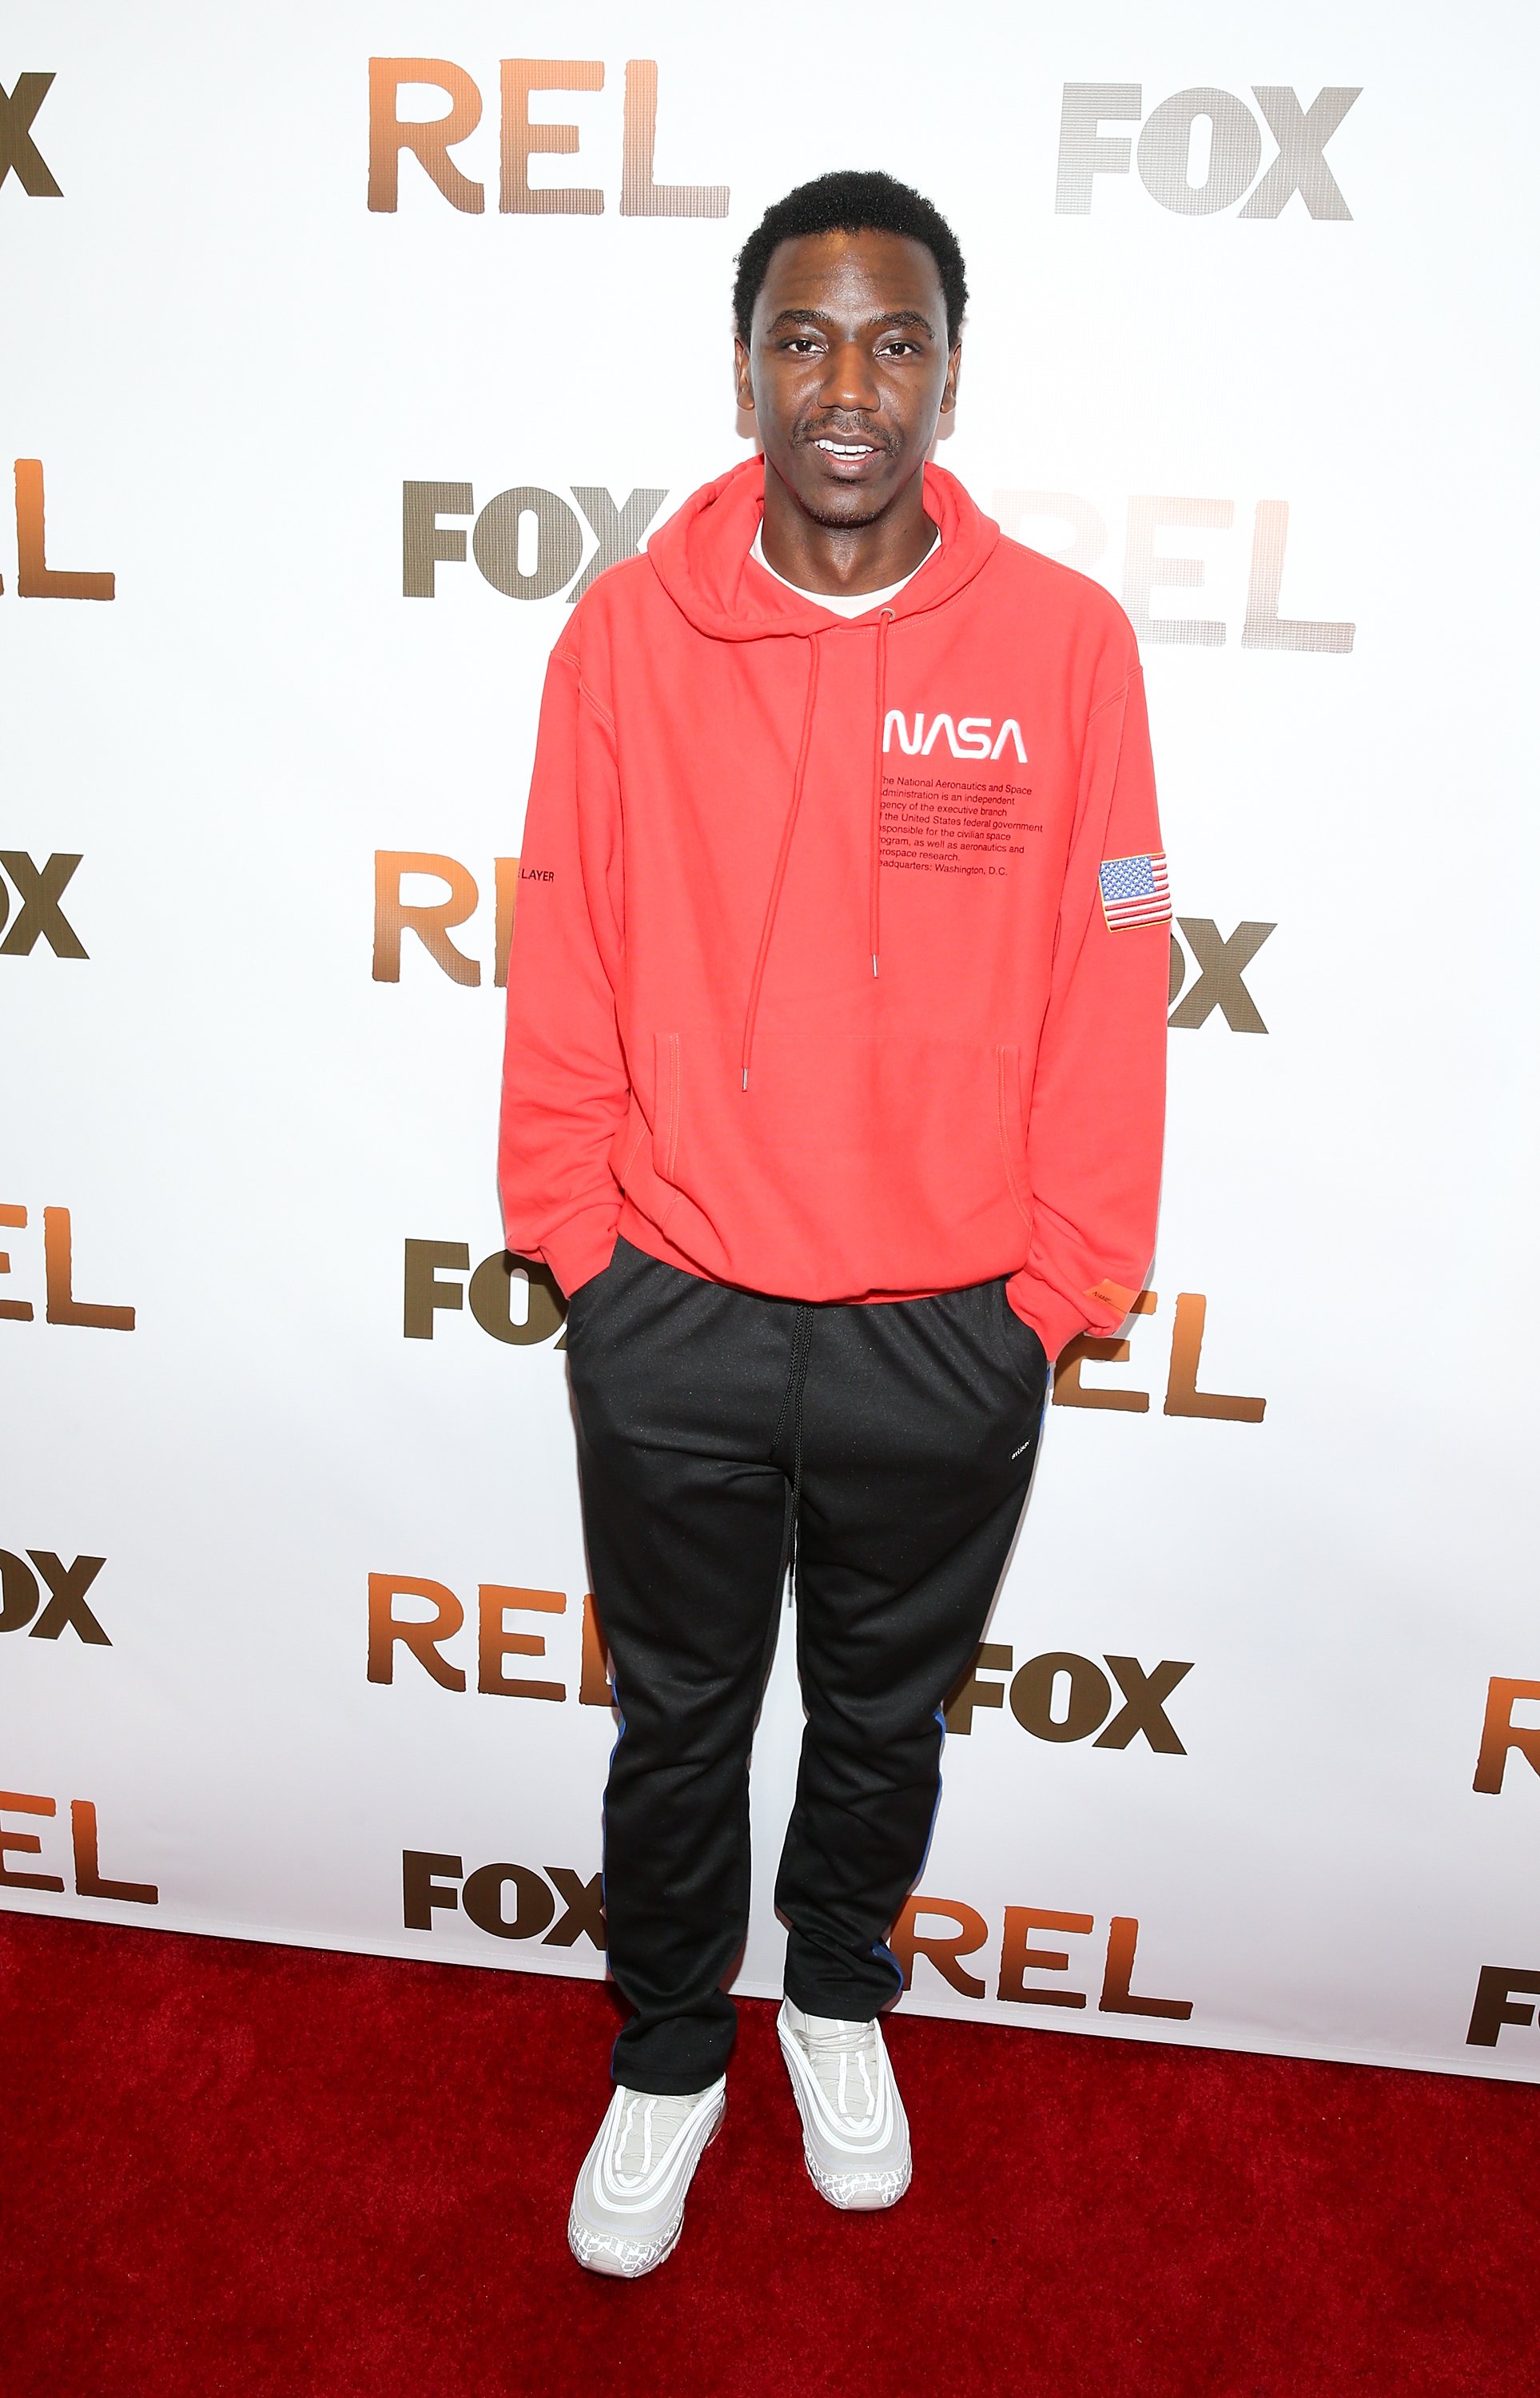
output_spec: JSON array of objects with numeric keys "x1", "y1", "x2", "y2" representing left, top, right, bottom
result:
[{"x1": 563, "y1": 1237, "x2": 1048, "y2": 2095}]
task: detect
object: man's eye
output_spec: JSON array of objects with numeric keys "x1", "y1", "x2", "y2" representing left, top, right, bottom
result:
[
  {"x1": 785, "y1": 337, "x2": 820, "y2": 354},
  {"x1": 881, "y1": 341, "x2": 919, "y2": 358}
]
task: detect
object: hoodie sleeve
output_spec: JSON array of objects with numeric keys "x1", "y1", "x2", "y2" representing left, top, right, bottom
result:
[
  {"x1": 1006, "y1": 662, "x2": 1168, "y2": 1362},
  {"x1": 498, "y1": 635, "x2": 628, "y2": 1300}
]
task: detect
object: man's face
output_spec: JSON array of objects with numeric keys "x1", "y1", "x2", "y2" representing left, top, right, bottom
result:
[{"x1": 734, "y1": 229, "x2": 961, "y2": 528}]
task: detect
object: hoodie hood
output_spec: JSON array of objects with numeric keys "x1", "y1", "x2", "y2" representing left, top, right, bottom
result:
[{"x1": 646, "y1": 454, "x2": 1001, "y2": 640}]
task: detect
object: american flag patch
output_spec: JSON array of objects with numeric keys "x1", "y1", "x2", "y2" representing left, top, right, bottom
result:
[{"x1": 1098, "y1": 851, "x2": 1171, "y2": 931}]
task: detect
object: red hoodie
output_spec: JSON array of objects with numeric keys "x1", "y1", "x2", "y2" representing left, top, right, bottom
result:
[{"x1": 499, "y1": 456, "x2": 1168, "y2": 1360}]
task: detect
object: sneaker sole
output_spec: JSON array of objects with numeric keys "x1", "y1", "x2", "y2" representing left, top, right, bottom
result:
[
  {"x1": 802, "y1": 2142, "x2": 912, "y2": 2212},
  {"x1": 567, "y1": 2207, "x2": 686, "y2": 2279},
  {"x1": 567, "y1": 2101, "x2": 724, "y2": 2277},
  {"x1": 777, "y1": 2020, "x2": 912, "y2": 2213}
]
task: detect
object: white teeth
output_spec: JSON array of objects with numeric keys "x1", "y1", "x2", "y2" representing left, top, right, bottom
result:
[{"x1": 817, "y1": 440, "x2": 874, "y2": 456}]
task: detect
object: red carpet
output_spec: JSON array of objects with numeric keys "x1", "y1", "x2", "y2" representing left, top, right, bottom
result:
[{"x1": 2, "y1": 1910, "x2": 1534, "y2": 2396}]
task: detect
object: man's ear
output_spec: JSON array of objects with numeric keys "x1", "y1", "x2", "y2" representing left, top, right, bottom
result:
[
  {"x1": 939, "y1": 341, "x2": 963, "y2": 416},
  {"x1": 733, "y1": 335, "x2": 755, "y2": 412}
]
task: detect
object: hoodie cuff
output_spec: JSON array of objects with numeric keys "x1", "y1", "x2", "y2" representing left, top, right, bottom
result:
[
  {"x1": 534, "y1": 1205, "x2": 620, "y2": 1304},
  {"x1": 1005, "y1": 1272, "x2": 1107, "y2": 1367}
]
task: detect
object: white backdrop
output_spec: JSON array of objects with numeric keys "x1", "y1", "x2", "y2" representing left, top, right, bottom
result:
[{"x1": 5, "y1": 0, "x2": 1538, "y2": 2081}]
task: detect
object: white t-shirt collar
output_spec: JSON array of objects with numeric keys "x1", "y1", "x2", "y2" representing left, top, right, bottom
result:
[{"x1": 749, "y1": 522, "x2": 940, "y2": 618}]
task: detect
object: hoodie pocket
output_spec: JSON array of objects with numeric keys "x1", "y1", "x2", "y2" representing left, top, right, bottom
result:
[
  {"x1": 625, "y1": 1026, "x2": 1035, "y2": 1297},
  {"x1": 653, "y1": 1031, "x2": 682, "y2": 1183},
  {"x1": 996, "y1": 1043, "x2": 1033, "y2": 1229}
]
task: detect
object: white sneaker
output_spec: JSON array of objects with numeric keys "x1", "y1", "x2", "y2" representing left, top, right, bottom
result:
[
  {"x1": 567, "y1": 2077, "x2": 726, "y2": 2277},
  {"x1": 777, "y1": 1999, "x2": 912, "y2": 2210}
]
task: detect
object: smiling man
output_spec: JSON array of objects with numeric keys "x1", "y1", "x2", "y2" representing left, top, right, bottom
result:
[{"x1": 499, "y1": 170, "x2": 1169, "y2": 2277}]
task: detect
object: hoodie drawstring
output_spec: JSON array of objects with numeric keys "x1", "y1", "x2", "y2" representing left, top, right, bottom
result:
[
  {"x1": 741, "y1": 634, "x2": 821, "y2": 1090},
  {"x1": 739, "y1": 607, "x2": 895, "y2": 1090},
  {"x1": 869, "y1": 608, "x2": 893, "y2": 978}
]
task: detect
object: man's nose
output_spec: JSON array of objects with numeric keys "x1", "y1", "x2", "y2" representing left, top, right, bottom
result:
[{"x1": 819, "y1": 339, "x2": 879, "y2": 413}]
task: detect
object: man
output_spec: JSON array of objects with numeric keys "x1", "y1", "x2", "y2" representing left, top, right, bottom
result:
[{"x1": 499, "y1": 169, "x2": 1168, "y2": 2277}]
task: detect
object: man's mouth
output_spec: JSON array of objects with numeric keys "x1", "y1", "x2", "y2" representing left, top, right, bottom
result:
[{"x1": 805, "y1": 432, "x2": 889, "y2": 477}]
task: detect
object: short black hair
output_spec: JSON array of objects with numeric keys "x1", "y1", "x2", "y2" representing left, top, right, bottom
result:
[{"x1": 732, "y1": 169, "x2": 968, "y2": 346}]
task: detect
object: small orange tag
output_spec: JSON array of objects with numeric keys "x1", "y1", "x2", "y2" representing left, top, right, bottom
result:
[{"x1": 1085, "y1": 1279, "x2": 1140, "y2": 1317}]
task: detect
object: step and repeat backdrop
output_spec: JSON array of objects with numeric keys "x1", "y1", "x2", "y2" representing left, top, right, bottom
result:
[{"x1": 5, "y1": 2, "x2": 1538, "y2": 2081}]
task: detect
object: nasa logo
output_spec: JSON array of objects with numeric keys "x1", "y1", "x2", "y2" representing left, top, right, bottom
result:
[{"x1": 882, "y1": 712, "x2": 1028, "y2": 763}]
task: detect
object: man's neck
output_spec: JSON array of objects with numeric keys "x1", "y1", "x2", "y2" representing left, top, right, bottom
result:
[{"x1": 758, "y1": 462, "x2": 936, "y2": 596}]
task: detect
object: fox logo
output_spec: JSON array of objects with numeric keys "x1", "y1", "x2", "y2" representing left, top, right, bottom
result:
[{"x1": 883, "y1": 711, "x2": 1028, "y2": 763}]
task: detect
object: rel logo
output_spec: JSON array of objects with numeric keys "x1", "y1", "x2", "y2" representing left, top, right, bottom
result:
[
  {"x1": 1054, "y1": 1290, "x2": 1265, "y2": 1423},
  {"x1": 1055, "y1": 83, "x2": 1361, "y2": 219},
  {"x1": 1, "y1": 461, "x2": 113, "y2": 598},
  {"x1": 893, "y1": 1895, "x2": 1192, "y2": 2019},
  {"x1": 369, "y1": 58, "x2": 726, "y2": 217},
  {"x1": 404, "y1": 481, "x2": 667, "y2": 604},
  {"x1": 368, "y1": 1574, "x2": 610, "y2": 1705},
  {"x1": 373, "y1": 852, "x2": 518, "y2": 987},
  {"x1": 403, "y1": 1241, "x2": 566, "y2": 1348},
  {"x1": 0, "y1": 74, "x2": 61, "y2": 197},
  {"x1": 994, "y1": 491, "x2": 1353, "y2": 655},
  {"x1": 0, "y1": 1793, "x2": 156, "y2": 1903},
  {"x1": 0, "y1": 1550, "x2": 108, "y2": 1643},
  {"x1": 0, "y1": 1206, "x2": 134, "y2": 1331},
  {"x1": 404, "y1": 1850, "x2": 604, "y2": 1950},
  {"x1": 945, "y1": 1648, "x2": 1192, "y2": 1747}
]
